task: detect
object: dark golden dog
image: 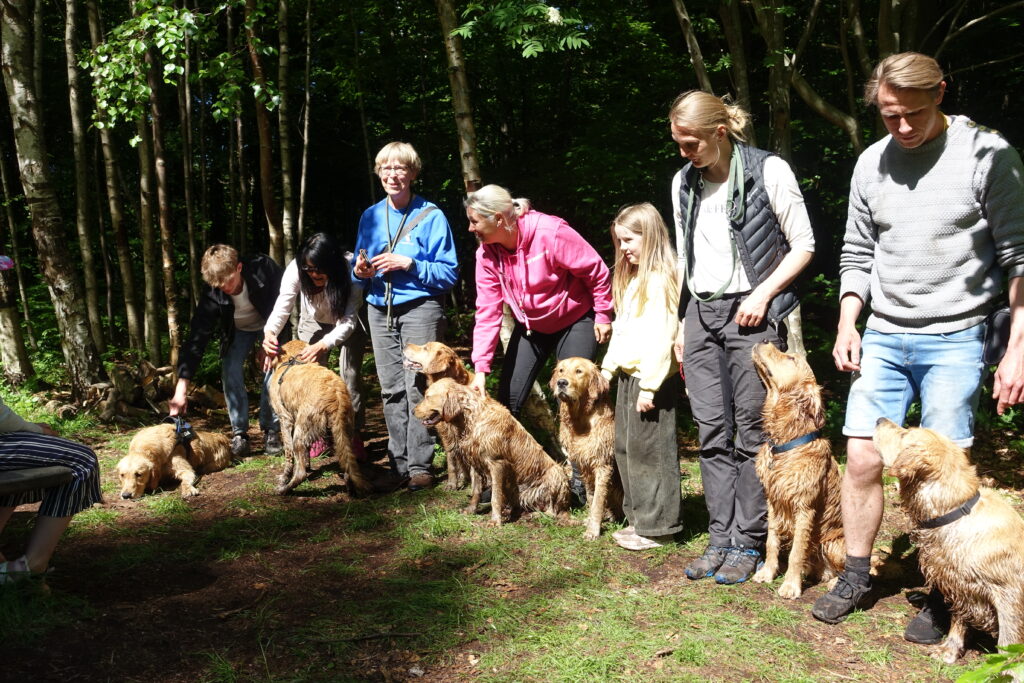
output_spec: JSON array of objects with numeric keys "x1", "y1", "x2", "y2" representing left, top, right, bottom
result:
[
  {"x1": 117, "y1": 423, "x2": 232, "y2": 499},
  {"x1": 549, "y1": 357, "x2": 624, "y2": 539},
  {"x1": 875, "y1": 418, "x2": 1024, "y2": 664},
  {"x1": 751, "y1": 343, "x2": 845, "y2": 598},
  {"x1": 268, "y1": 339, "x2": 368, "y2": 496},
  {"x1": 403, "y1": 341, "x2": 474, "y2": 490},
  {"x1": 413, "y1": 378, "x2": 570, "y2": 525}
]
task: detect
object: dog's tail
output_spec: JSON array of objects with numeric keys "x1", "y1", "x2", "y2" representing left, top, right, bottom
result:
[{"x1": 331, "y1": 385, "x2": 370, "y2": 496}]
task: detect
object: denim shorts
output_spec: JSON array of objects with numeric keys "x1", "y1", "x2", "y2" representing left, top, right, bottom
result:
[{"x1": 843, "y1": 325, "x2": 985, "y2": 447}]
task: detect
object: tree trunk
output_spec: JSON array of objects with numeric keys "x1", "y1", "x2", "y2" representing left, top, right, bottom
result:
[
  {"x1": 243, "y1": 0, "x2": 283, "y2": 263},
  {"x1": 435, "y1": 0, "x2": 482, "y2": 193},
  {"x1": 178, "y1": 2, "x2": 200, "y2": 307},
  {"x1": 65, "y1": 0, "x2": 105, "y2": 353},
  {"x1": 136, "y1": 118, "x2": 163, "y2": 364},
  {"x1": 92, "y1": 137, "x2": 116, "y2": 342},
  {"x1": 347, "y1": 5, "x2": 376, "y2": 205},
  {"x1": 750, "y1": 0, "x2": 792, "y2": 158},
  {"x1": 718, "y1": 0, "x2": 756, "y2": 145},
  {"x1": 1, "y1": 0, "x2": 104, "y2": 398},
  {"x1": 297, "y1": 0, "x2": 312, "y2": 237},
  {"x1": 86, "y1": 0, "x2": 144, "y2": 351},
  {"x1": 278, "y1": 0, "x2": 296, "y2": 263},
  {"x1": 672, "y1": 0, "x2": 713, "y2": 93},
  {"x1": 0, "y1": 145, "x2": 36, "y2": 349},
  {"x1": 145, "y1": 50, "x2": 179, "y2": 368},
  {"x1": 0, "y1": 268, "x2": 32, "y2": 384}
]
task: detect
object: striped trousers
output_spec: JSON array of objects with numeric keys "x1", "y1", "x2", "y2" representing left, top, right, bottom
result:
[{"x1": 0, "y1": 432, "x2": 102, "y2": 517}]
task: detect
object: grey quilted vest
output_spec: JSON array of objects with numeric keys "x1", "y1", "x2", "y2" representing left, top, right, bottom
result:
[{"x1": 677, "y1": 142, "x2": 800, "y2": 326}]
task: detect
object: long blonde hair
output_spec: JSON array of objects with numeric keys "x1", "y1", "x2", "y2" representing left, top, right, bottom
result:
[
  {"x1": 611, "y1": 203, "x2": 679, "y2": 315},
  {"x1": 668, "y1": 90, "x2": 750, "y2": 142}
]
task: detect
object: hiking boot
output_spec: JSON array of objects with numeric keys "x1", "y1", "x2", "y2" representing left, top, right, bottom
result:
[
  {"x1": 263, "y1": 430, "x2": 283, "y2": 456},
  {"x1": 230, "y1": 434, "x2": 250, "y2": 458},
  {"x1": 714, "y1": 547, "x2": 764, "y2": 584},
  {"x1": 904, "y1": 587, "x2": 950, "y2": 644},
  {"x1": 408, "y1": 472, "x2": 435, "y2": 492},
  {"x1": 811, "y1": 572, "x2": 872, "y2": 624},
  {"x1": 684, "y1": 545, "x2": 731, "y2": 580}
]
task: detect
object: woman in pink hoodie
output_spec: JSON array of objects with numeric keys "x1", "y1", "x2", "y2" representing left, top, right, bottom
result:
[{"x1": 465, "y1": 184, "x2": 613, "y2": 415}]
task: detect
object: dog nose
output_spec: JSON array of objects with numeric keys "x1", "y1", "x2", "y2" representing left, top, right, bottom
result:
[
  {"x1": 556, "y1": 379, "x2": 568, "y2": 389},
  {"x1": 875, "y1": 417, "x2": 888, "y2": 426},
  {"x1": 121, "y1": 492, "x2": 133, "y2": 499}
]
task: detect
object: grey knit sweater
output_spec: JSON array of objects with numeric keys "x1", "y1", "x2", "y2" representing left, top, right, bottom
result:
[{"x1": 840, "y1": 115, "x2": 1024, "y2": 333}]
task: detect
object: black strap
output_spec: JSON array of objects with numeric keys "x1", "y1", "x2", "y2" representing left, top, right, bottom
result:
[
  {"x1": 918, "y1": 491, "x2": 981, "y2": 529},
  {"x1": 770, "y1": 429, "x2": 821, "y2": 454},
  {"x1": 277, "y1": 357, "x2": 307, "y2": 386}
]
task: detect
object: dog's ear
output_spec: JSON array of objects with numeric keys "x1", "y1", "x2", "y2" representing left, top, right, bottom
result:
[
  {"x1": 441, "y1": 391, "x2": 463, "y2": 421},
  {"x1": 145, "y1": 462, "x2": 160, "y2": 491},
  {"x1": 586, "y1": 368, "x2": 610, "y2": 409}
]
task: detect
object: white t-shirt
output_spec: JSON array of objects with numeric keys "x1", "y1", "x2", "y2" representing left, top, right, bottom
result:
[
  {"x1": 671, "y1": 154, "x2": 815, "y2": 295},
  {"x1": 264, "y1": 259, "x2": 361, "y2": 347},
  {"x1": 230, "y1": 281, "x2": 265, "y2": 332}
]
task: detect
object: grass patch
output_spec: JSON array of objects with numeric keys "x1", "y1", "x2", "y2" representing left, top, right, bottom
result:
[
  {"x1": 0, "y1": 585, "x2": 96, "y2": 647},
  {"x1": 66, "y1": 507, "x2": 120, "y2": 535},
  {"x1": 143, "y1": 494, "x2": 194, "y2": 523}
]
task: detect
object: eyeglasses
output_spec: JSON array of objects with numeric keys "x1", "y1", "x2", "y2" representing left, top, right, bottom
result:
[
  {"x1": 380, "y1": 165, "x2": 410, "y2": 177},
  {"x1": 300, "y1": 264, "x2": 324, "y2": 275}
]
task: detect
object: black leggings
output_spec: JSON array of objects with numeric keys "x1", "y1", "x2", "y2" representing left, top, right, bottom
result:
[{"x1": 497, "y1": 311, "x2": 598, "y2": 416}]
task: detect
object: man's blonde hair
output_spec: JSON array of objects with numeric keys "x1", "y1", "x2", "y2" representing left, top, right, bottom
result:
[
  {"x1": 201, "y1": 244, "x2": 239, "y2": 287},
  {"x1": 374, "y1": 141, "x2": 422, "y2": 177},
  {"x1": 864, "y1": 52, "x2": 944, "y2": 105}
]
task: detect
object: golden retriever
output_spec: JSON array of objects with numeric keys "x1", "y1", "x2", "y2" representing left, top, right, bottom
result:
[
  {"x1": 413, "y1": 378, "x2": 570, "y2": 525},
  {"x1": 117, "y1": 423, "x2": 232, "y2": 498},
  {"x1": 403, "y1": 341, "x2": 473, "y2": 490},
  {"x1": 268, "y1": 339, "x2": 368, "y2": 496},
  {"x1": 750, "y1": 343, "x2": 845, "y2": 598},
  {"x1": 875, "y1": 418, "x2": 1024, "y2": 664},
  {"x1": 549, "y1": 357, "x2": 624, "y2": 539}
]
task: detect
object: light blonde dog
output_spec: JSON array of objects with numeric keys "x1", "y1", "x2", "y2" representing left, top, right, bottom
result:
[
  {"x1": 549, "y1": 357, "x2": 624, "y2": 539},
  {"x1": 117, "y1": 423, "x2": 232, "y2": 499},
  {"x1": 414, "y1": 378, "x2": 570, "y2": 525},
  {"x1": 750, "y1": 343, "x2": 845, "y2": 598},
  {"x1": 875, "y1": 418, "x2": 1024, "y2": 664},
  {"x1": 268, "y1": 339, "x2": 368, "y2": 496},
  {"x1": 403, "y1": 341, "x2": 474, "y2": 490}
]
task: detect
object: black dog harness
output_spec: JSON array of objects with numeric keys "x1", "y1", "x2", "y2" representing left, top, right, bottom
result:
[
  {"x1": 162, "y1": 415, "x2": 196, "y2": 459},
  {"x1": 918, "y1": 491, "x2": 981, "y2": 529},
  {"x1": 277, "y1": 357, "x2": 308, "y2": 385}
]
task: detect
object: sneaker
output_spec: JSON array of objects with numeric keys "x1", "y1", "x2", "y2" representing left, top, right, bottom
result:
[
  {"x1": 684, "y1": 545, "x2": 731, "y2": 580},
  {"x1": 309, "y1": 438, "x2": 329, "y2": 459},
  {"x1": 612, "y1": 525, "x2": 636, "y2": 541},
  {"x1": 230, "y1": 434, "x2": 250, "y2": 458},
  {"x1": 904, "y1": 588, "x2": 950, "y2": 644},
  {"x1": 408, "y1": 472, "x2": 435, "y2": 491},
  {"x1": 616, "y1": 533, "x2": 674, "y2": 551},
  {"x1": 714, "y1": 547, "x2": 764, "y2": 584},
  {"x1": 263, "y1": 430, "x2": 283, "y2": 456},
  {"x1": 811, "y1": 572, "x2": 872, "y2": 624}
]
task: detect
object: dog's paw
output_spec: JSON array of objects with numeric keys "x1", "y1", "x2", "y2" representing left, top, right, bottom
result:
[
  {"x1": 777, "y1": 580, "x2": 803, "y2": 599},
  {"x1": 274, "y1": 484, "x2": 292, "y2": 495},
  {"x1": 751, "y1": 566, "x2": 775, "y2": 584},
  {"x1": 485, "y1": 518, "x2": 503, "y2": 528},
  {"x1": 583, "y1": 524, "x2": 600, "y2": 540},
  {"x1": 443, "y1": 479, "x2": 460, "y2": 492},
  {"x1": 181, "y1": 485, "x2": 200, "y2": 498},
  {"x1": 934, "y1": 644, "x2": 962, "y2": 666}
]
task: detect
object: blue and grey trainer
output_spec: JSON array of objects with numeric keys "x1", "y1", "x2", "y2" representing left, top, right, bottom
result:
[
  {"x1": 713, "y1": 547, "x2": 764, "y2": 584},
  {"x1": 684, "y1": 545, "x2": 731, "y2": 580}
]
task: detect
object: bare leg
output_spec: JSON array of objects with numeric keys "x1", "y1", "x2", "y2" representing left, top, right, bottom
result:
[
  {"x1": 24, "y1": 515, "x2": 73, "y2": 573},
  {"x1": 841, "y1": 437, "x2": 884, "y2": 558}
]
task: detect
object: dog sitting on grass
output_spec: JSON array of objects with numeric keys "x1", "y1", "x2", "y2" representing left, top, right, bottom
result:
[
  {"x1": 750, "y1": 343, "x2": 845, "y2": 599},
  {"x1": 116, "y1": 423, "x2": 232, "y2": 499},
  {"x1": 268, "y1": 339, "x2": 368, "y2": 496}
]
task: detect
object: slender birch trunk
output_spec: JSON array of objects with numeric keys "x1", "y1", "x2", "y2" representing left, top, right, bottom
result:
[
  {"x1": 278, "y1": 0, "x2": 296, "y2": 263},
  {"x1": 435, "y1": 0, "x2": 482, "y2": 193}
]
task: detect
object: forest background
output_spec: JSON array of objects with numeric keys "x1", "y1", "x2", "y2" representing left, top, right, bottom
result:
[{"x1": 0, "y1": 0, "x2": 1022, "y2": 430}]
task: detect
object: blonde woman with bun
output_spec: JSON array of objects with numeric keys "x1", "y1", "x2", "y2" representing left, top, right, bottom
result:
[{"x1": 669, "y1": 90, "x2": 815, "y2": 585}]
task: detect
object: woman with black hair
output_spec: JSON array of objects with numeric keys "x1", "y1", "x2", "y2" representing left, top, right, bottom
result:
[{"x1": 263, "y1": 233, "x2": 367, "y2": 445}]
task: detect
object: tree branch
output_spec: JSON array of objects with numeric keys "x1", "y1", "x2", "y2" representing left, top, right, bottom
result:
[
  {"x1": 936, "y1": 1, "x2": 1024, "y2": 59},
  {"x1": 671, "y1": 0, "x2": 713, "y2": 93},
  {"x1": 791, "y1": 69, "x2": 863, "y2": 155}
]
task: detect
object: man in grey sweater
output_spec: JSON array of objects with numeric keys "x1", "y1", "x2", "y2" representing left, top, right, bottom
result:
[{"x1": 811, "y1": 53, "x2": 1024, "y2": 638}]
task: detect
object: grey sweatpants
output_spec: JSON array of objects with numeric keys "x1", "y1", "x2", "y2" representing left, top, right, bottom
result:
[
  {"x1": 614, "y1": 372, "x2": 683, "y2": 538},
  {"x1": 683, "y1": 296, "x2": 784, "y2": 550}
]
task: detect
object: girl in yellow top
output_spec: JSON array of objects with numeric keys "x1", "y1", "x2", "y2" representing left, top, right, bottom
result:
[{"x1": 600, "y1": 203, "x2": 683, "y2": 550}]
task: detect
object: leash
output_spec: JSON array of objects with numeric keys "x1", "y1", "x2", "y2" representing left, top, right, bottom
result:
[
  {"x1": 277, "y1": 356, "x2": 308, "y2": 386},
  {"x1": 769, "y1": 429, "x2": 821, "y2": 454},
  {"x1": 918, "y1": 491, "x2": 981, "y2": 529}
]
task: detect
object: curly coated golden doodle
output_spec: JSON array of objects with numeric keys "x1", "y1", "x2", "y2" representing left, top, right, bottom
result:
[
  {"x1": 875, "y1": 418, "x2": 1024, "y2": 664},
  {"x1": 268, "y1": 339, "x2": 368, "y2": 496},
  {"x1": 413, "y1": 378, "x2": 570, "y2": 525},
  {"x1": 750, "y1": 343, "x2": 845, "y2": 598},
  {"x1": 549, "y1": 357, "x2": 624, "y2": 539},
  {"x1": 403, "y1": 341, "x2": 474, "y2": 490},
  {"x1": 117, "y1": 423, "x2": 232, "y2": 499}
]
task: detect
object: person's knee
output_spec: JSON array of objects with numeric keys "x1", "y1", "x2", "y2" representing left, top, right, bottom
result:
[{"x1": 844, "y1": 438, "x2": 882, "y2": 484}]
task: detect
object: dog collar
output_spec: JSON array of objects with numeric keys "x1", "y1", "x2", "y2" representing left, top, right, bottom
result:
[
  {"x1": 918, "y1": 491, "x2": 981, "y2": 529},
  {"x1": 770, "y1": 430, "x2": 821, "y2": 455}
]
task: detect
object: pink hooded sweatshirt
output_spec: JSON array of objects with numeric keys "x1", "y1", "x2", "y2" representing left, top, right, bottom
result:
[{"x1": 472, "y1": 210, "x2": 613, "y2": 373}]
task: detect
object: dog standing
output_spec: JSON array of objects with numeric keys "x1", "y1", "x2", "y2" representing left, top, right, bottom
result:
[
  {"x1": 750, "y1": 343, "x2": 845, "y2": 598},
  {"x1": 268, "y1": 339, "x2": 368, "y2": 496},
  {"x1": 403, "y1": 341, "x2": 474, "y2": 490},
  {"x1": 549, "y1": 357, "x2": 624, "y2": 539},
  {"x1": 117, "y1": 423, "x2": 232, "y2": 498},
  {"x1": 875, "y1": 418, "x2": 1024, "y2": 664},
  {"x1": 414, "y1": 378, "x2": 570, "y2": 525}
]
